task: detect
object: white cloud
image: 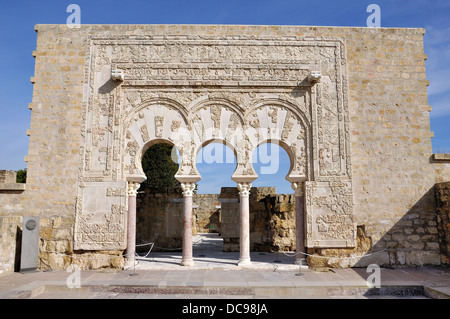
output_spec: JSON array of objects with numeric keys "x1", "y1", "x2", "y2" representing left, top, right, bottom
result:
[
  {"x1": 429, "y1": 96, "x2": 450, "y2": 118},
  {"x1": 427, "y1": 68, "x2": 450, "y2": 96}
]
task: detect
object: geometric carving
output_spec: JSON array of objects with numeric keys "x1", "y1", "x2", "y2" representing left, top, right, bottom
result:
[
  {"x1": 304, "y1": 180, "x2": 356, "y2": 248},
  {"x1": 155, "y1": 116, "x2": 164, "y2": 138},
  {"x1": 74, "y1": 181, "x2": 127, "y2": 250}
]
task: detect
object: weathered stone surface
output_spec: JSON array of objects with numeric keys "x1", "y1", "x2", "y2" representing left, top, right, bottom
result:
[
  {"x1": 0, "y1": 216, "x2": 22, "y2": 276},
  {"x1": 135, "y1": 187, "x2": 184, "y2": 252},
  {"x1": 193, "y1": 194, "x2": 221, "y2": 233},
  {"x1": 432, "y1": 154, "x2": 450, "y2": 183},
  {"x1": 435, "y1": 182, "x2": 450, "y2": 265},
  {"x1": 0, "y1": 171, "x2": 17, "y2": 184}
]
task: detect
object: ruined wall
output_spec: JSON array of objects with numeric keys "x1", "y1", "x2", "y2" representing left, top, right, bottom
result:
[
  {"x1": 137, "y1": 186, "x2": 297, "y2": 253},
  {"x1": 0, "y1": 171, "x2": 24, "y2": 275},
  {"x1": 250, "y1": 193, "x2": 296, "y2": 252},
  {"x1": 435, "y1": 182, "x2": 450, "y2": 265},
  {"x1": 0, "y1": 216, "x2": 22, "y2": 276},
  {"x1": 136, "y1": 187, "x2": 184, "y2": 252},
  {"x1": 135, "y1": 188, "x2": 222, "y2": 251},
  {"x1": 194, "y1": 194, "x2": 221, "y2": 233},
  {"x1": 432, "y1": 154, "x2": 450, "y2": 183}
]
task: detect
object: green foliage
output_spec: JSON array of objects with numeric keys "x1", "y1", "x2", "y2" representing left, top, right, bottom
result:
[
  {"x1": 141, "y1": 143, "x2": 180, "y2": 189},
  {"x1": 16, "y1": 169, "x2": 27, "y2": 183}
]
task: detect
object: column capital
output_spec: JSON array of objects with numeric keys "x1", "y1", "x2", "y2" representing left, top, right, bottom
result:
[
  {"x1": 127, "y1": 182, "x2": 140, "y2": 197},
  {"x1": 181, "y1": 182, "x2": 196, "y2": 197},
  {"x1": 291, "y1": 182, "x2": 304, "y2": 196},
  {"x1": 237, "y1": 182, "x2": 252, "y2": 197}
]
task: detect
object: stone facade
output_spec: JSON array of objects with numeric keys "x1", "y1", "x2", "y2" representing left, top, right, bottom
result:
[{"x1": 0, "y1": 24, "x2": 449, "y2": 273}]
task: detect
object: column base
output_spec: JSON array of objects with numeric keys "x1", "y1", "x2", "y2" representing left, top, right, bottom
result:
[
  {"x1": 180, "y1": 258, "x2": 194, "y2": 267},
  {"x1": 237, "y1": 258, "x2": 252, "y2": 266},
  {"x1": 295, "y1": 258, "x2": 308, "y2": 268},
  {"x1": 124, "y1": 257, "x2": 135, "y2": 268}
]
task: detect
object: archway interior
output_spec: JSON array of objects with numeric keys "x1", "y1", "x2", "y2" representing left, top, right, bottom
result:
[
  {"x1": 249, "y1": 142, "x2": 297, "y2": 252},
  {"x1": 195, "y1": 142, "x2": 237, "y2": 194},
  {"x1": 251, "y1": 142, "x2": 293, "y2": 194},
  {"x1": 194, "y1": 142, "x2": 238, "y2": 254},
  {"x1": 135, "y1": 141, "x2": 183, "y2": 253}
]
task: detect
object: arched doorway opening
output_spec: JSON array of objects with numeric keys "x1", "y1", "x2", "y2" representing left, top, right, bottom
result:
[
  {"x1": 194, "y1": 141, "x2": 238, "y2": 258},
  {"x1": 135, "y1": 141, "x2": 183, "y2": 254},
  {"x1": 250, "y1": 141, "x2": 297, "y2": 254}
]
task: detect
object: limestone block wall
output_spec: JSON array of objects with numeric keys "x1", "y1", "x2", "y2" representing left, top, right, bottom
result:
[
  {"x1": 193, "y1": 194, "x2": 221, "y2": 233},
  {"x1": 0, "y1": 216, "x2": 22, "y2": 276},
  {"x1": 435, "y1": 182, "x2": 450, "y2": 265},
  {"x1": 250, "y1": 193, "x2": 296, "y2": 252},
  {"x1": 219, "y1": 186, "x2": 297, "y2": 252},
  {"x1": 432, "y1": 154, "x2": 450, "y2": 183},
  {"x1": 0, "y1": 171, "x2": 25, "y2": 275},
  {"x1": 0, "y1": 171, "x2": 17, "y2": 183},
  {"x1": 136, "y1": 187, "x2": 184, "y2": 252},
  {"x1": 335, "y1": 27, "x2": 439, "y2": 267}
]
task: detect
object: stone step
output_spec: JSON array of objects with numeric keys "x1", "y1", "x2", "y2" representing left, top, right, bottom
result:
[{"x1": 28, "y1": 283, "x2": 433, "y2": 299}]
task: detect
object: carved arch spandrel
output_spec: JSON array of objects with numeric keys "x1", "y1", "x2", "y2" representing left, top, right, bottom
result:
[
  {"x1": 121, "y1": 97, "x2": 194, "y2": 182},
  {"x1": 245, "y1": 99, "x2": 312, "y2": 183},
  {"x1": 188, "y1": 96, "x2": 256, "y2": 180}
]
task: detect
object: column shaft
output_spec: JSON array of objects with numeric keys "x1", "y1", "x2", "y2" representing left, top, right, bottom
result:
[
  {"x1": 292, "y1": 182, "x2": 306, "y2": 265},
  {"x1": 237, "y1": 182, "x2": 252, "y2": 266},
  {"x1": 295, "y1": 194, "x2": 305, "y2": 264},
  {"x1": 180, "y1": 182, "x2": 196, "y2": 266},
  {"x1": 126, "y1": 182, "x2": 140, "y2": 266}
]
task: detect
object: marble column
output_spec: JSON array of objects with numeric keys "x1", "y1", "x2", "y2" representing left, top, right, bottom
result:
[
  {"x1": 180, "y1": 182, "x2": 196, "y2": 266},
  {"x1": 292, "y1": 182, "x2": 306, "y2": 265},
  {"x1": 126, "y1": 181, "x2": 140, "y2": 267},
  {"x1": 237, "y1": 182, "x2": 252, "y2": 266}
]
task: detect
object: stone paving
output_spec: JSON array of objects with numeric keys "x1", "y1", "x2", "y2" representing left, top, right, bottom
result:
[
  {"x1": 0, "y1": 265, "x2": 449, "y2": 299},
  {"x1": 0, "y1": 234, "x2": 449, "y2": 299},
  {"x1": 134, "y1": 233, "x2": 304, "y2": 271}
]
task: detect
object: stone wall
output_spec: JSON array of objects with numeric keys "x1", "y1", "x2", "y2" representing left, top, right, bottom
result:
[
  {"x1": 0, "y1": 216, "x2": 22, "y2": 276},
  {"x1": 194, "y1": 194, "x2": 221, "y2": 233},
  {"x1": 435, "y1": 182, "x2": 450, "y2": 265},
  {"x1": 432, "y1": 154, "x2": 450, "y2": 183},
  {"x1": 0, "y1": 171, "x2": 24, "y2": 275},
  {"x1": 136, "y1": 187, "x2": 184, "y2": 252},
  {"x1": 250, "y1": 193, "x2": 296, "y2": 252},
  {"x1": 0, "y1": 171, "x2": 17, "y2": 183}
]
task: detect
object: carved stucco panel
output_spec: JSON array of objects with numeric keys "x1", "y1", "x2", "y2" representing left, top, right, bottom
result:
[
  {"x1": 74, "y1": 181, "x2": 128, "y2": 250},
  {"x1": 305, "y1": 180, "x2": 356, "y2": 248}
]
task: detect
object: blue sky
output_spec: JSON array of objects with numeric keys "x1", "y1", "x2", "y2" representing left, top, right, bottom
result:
[{"x1": 0, "y1": 0, "x2": 449, "y2": 194}]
